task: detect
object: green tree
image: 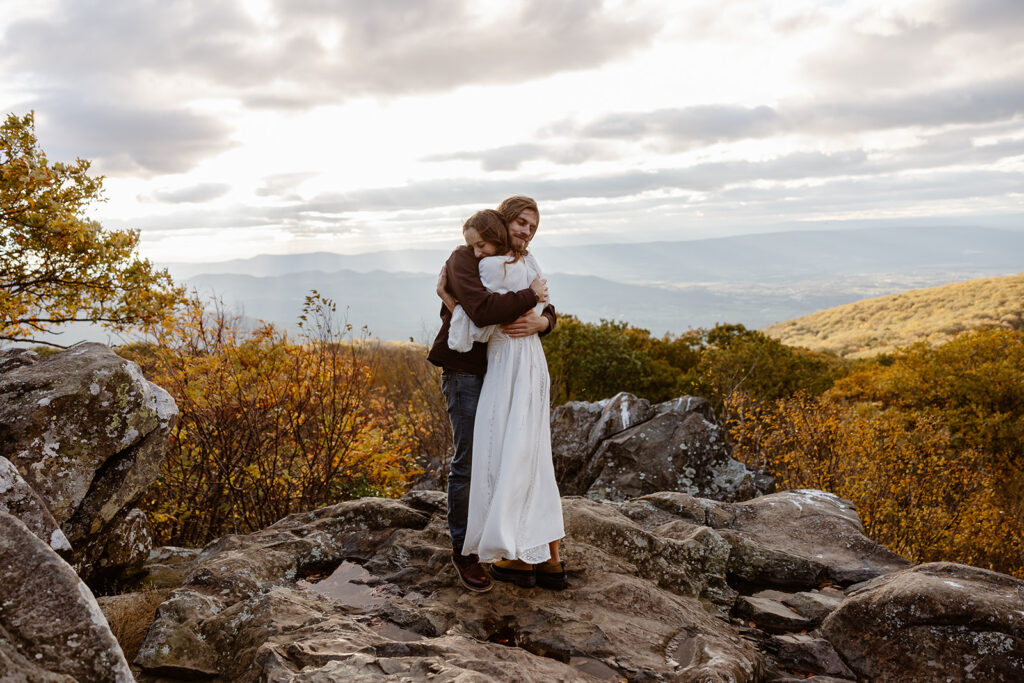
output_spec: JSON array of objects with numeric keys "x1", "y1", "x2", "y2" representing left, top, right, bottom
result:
[
  {"x1": 542, "y1": 315, "x2": 651, "y2": 404},
  {"x1": 1, "y1": 112, "x2": 183, "y2": 345},
  {"x1": 692, "y1": 324, "x2": 847, "y2": 416}
]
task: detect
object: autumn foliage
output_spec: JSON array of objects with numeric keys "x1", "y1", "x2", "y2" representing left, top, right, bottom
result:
[
  {"x1": 727, "y1": 392, "x2": 1015, "y2": 571},
  {"x1": 727, "y1": 328, "x2": 1024, "y2": 576},
  {"x1": 122, "y1": 292, "x2": 435, "y2": 546}
]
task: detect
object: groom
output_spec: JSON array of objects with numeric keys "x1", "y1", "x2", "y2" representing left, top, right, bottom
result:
[{"x1": 427, "y1": 195, "x2": 557, "y2": 592}]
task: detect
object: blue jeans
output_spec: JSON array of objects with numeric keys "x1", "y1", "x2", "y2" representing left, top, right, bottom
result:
[{"x1": 441, "y1": 369, "x2": 483, "y2": 555}]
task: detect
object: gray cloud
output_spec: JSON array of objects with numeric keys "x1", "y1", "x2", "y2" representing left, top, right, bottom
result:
[
  {"x1": 548, "y1": 77, "x2": 1024, "y2": 149},
  {"x1": 25, "y1": 90, "x2": 234, "y2": 175},
  {"x1": 3, "y1": 0, "x2": 661, "y2": 107},
  {"x1": 130, "y1": 162, "x2": 1024, "y2": 246},
  {"x1": 804, "y1": 77, "x2": 1024, "y2": 132},
  {"x1": 433, "y1": 76, "x2": 1024, "y2": 173},
  {"x1": 580, "y1": 105, "x2": 781, "y2": 144},
  {"x1": 0, "y1": 0, "x2": 661, "y2": 177},
  {"x1": 423, "y1": 142, "x2": 607, "y2": 171},
  {"x1": 948, "y1": 0, "x2": 1024, "y2": 33},
  {"x1": 149, "y1": 183, "x2": 232, "y2": 203},
  {"x1": 424, "y1": 144, "x2": 546, "y2": 171},
  {"x1": 286, "y1": 131, "x2": 1024, "y2": 216},
  {"x1": 711, "y1": 170, "x2": 1024, "y2": 222},
  {"x1": 799, "y1": 0, "x2": 1024, "y2": 92},
  {"x1": 122, "y1": 126, "x2": 1024, "y2": 236},
  {"x1": 262, "y1": 149, "x2": 874, "y2": 214}
]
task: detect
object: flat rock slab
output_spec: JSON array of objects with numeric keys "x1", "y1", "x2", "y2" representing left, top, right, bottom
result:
[
  {"x1": 821, "y1": 562, "x2": 1024, "y2": 681},
  {"x1": 781, "y1": 591, "x2": 843, "y2": 624}
]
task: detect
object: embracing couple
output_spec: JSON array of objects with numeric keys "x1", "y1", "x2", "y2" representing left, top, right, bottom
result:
[{"x1": 427, "y1": 195, "x2": 566, "y2": 593}]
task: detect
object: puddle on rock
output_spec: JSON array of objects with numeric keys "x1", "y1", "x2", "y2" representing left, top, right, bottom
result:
[
  {"x1": 297, "y1": 560, "x2": 383, "y2": 610},
  {"x1": 671, "y1": 636, "x2": 698, "y2": 669},
  {"x1": 568, "y1": 656, "x2": 623, "y2": 681}
]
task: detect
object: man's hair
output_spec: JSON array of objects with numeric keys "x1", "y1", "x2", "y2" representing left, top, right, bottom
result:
[
  {"x1": 463, "y1": 209, "x2": 525, "y2": 262},
  {"x1": 496, "y1": 195, "x2": 539, "y2": 226}
]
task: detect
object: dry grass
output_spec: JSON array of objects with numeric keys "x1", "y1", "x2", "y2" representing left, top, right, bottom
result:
[
  {"x1": 764, "y1": 273, "x2": 1024, "y2": 358},
  {"x1": 96, "y1": 589, "x2": 170, "y2": 662}
]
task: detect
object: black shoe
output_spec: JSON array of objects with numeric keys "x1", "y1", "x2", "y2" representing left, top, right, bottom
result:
[
  {"x1": 489, "y1": 562, "x2": 536, "y2": 588},
  {"x1": 535, "y1": 561, "x2": 567, "y2": 590}
]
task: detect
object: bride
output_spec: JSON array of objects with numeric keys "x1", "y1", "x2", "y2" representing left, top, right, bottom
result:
[{"x1": 446, "y1": 209, "x2": 566, "y2": 590}]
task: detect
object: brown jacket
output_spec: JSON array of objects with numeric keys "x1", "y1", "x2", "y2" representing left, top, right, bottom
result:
[{"x1": 427, "y1": 246, "x2": 557, "y2": 375}]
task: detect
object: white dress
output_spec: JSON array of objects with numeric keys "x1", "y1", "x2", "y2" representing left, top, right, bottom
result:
[{"x1": 451, "y1": 253, "x2": 565, "y2": 564}]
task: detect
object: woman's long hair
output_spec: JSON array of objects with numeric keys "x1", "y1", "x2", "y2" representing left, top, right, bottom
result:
[{"x1": 463, "y1": 209, "x2": 525, "y2": 263}]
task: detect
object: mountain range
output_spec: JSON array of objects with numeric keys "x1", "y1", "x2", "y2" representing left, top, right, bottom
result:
[{"x1": 162, "y1": 225, "x2": 1024, "y2": 342}]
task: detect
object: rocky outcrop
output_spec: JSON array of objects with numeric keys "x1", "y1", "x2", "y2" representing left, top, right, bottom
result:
[
  {"x1": 0, "y1": 343, "x2": 177, "y2": 585},
  {"x1": 820, "y1": 562, "x2": 1024, "y2": 681},
  {"x1": 131, "y1": 486, "x2": 927, "y2": 681},
  {"x1": 0, "y1": 510, "x2": 134, "y2": 682},
  {"x1": 551, "y1": 392, "x2": 774, "y2": 502}
]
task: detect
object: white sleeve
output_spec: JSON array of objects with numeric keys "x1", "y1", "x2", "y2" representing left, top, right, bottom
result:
[
  {"x1": 526, "y1": 253, "x2": 547, "y2": 315},
  {"x1": 447, "y1": 306, "x2": 497, "y2": 352},
  {"x1": 448, "y1": 257, "x2": 508, "y2": 351}
]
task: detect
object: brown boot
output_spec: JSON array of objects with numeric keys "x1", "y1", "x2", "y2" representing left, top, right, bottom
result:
[{"x1": 452, "y1": 551, "x2": 493, "y2": 592}]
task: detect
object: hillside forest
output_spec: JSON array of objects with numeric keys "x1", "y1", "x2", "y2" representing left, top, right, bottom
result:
[{"x1": 4, "y1": 111, "x2": 1023, "y2": 578}]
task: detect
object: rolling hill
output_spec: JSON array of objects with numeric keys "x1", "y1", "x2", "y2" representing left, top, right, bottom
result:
[{"x1": 763, "y1": 273, "x2": 1024, "y2": 358}]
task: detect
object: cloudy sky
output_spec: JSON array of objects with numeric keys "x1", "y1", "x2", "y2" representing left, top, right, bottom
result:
[{"x1": 2, "y1": 0, "x2": 1022, "y2": 263}]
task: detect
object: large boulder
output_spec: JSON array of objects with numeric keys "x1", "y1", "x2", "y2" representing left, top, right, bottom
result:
[
  {"x1": 820, "y1": 562, "x2": 1024, "y2": 681},
  {"x1": 0, "y1": 510, "x2": 134, "y2": 681},
  {"x1": 551, "y1": 392, "x2": 774, "y2": 502},
  {"x1": 135, "y1": 493, "x2": 764, "y2": 681},
  {"x1": 0, "y1": 343, "x2": 177, "y2": 585}
]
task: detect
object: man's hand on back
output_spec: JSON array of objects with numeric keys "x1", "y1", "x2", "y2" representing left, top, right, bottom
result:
[
  {"x1": 437, "y1": 264, "x2": 457, "y2": 312},
  {"x1": 501, "y1": 309, "x2": 549, "y2": 337}
]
